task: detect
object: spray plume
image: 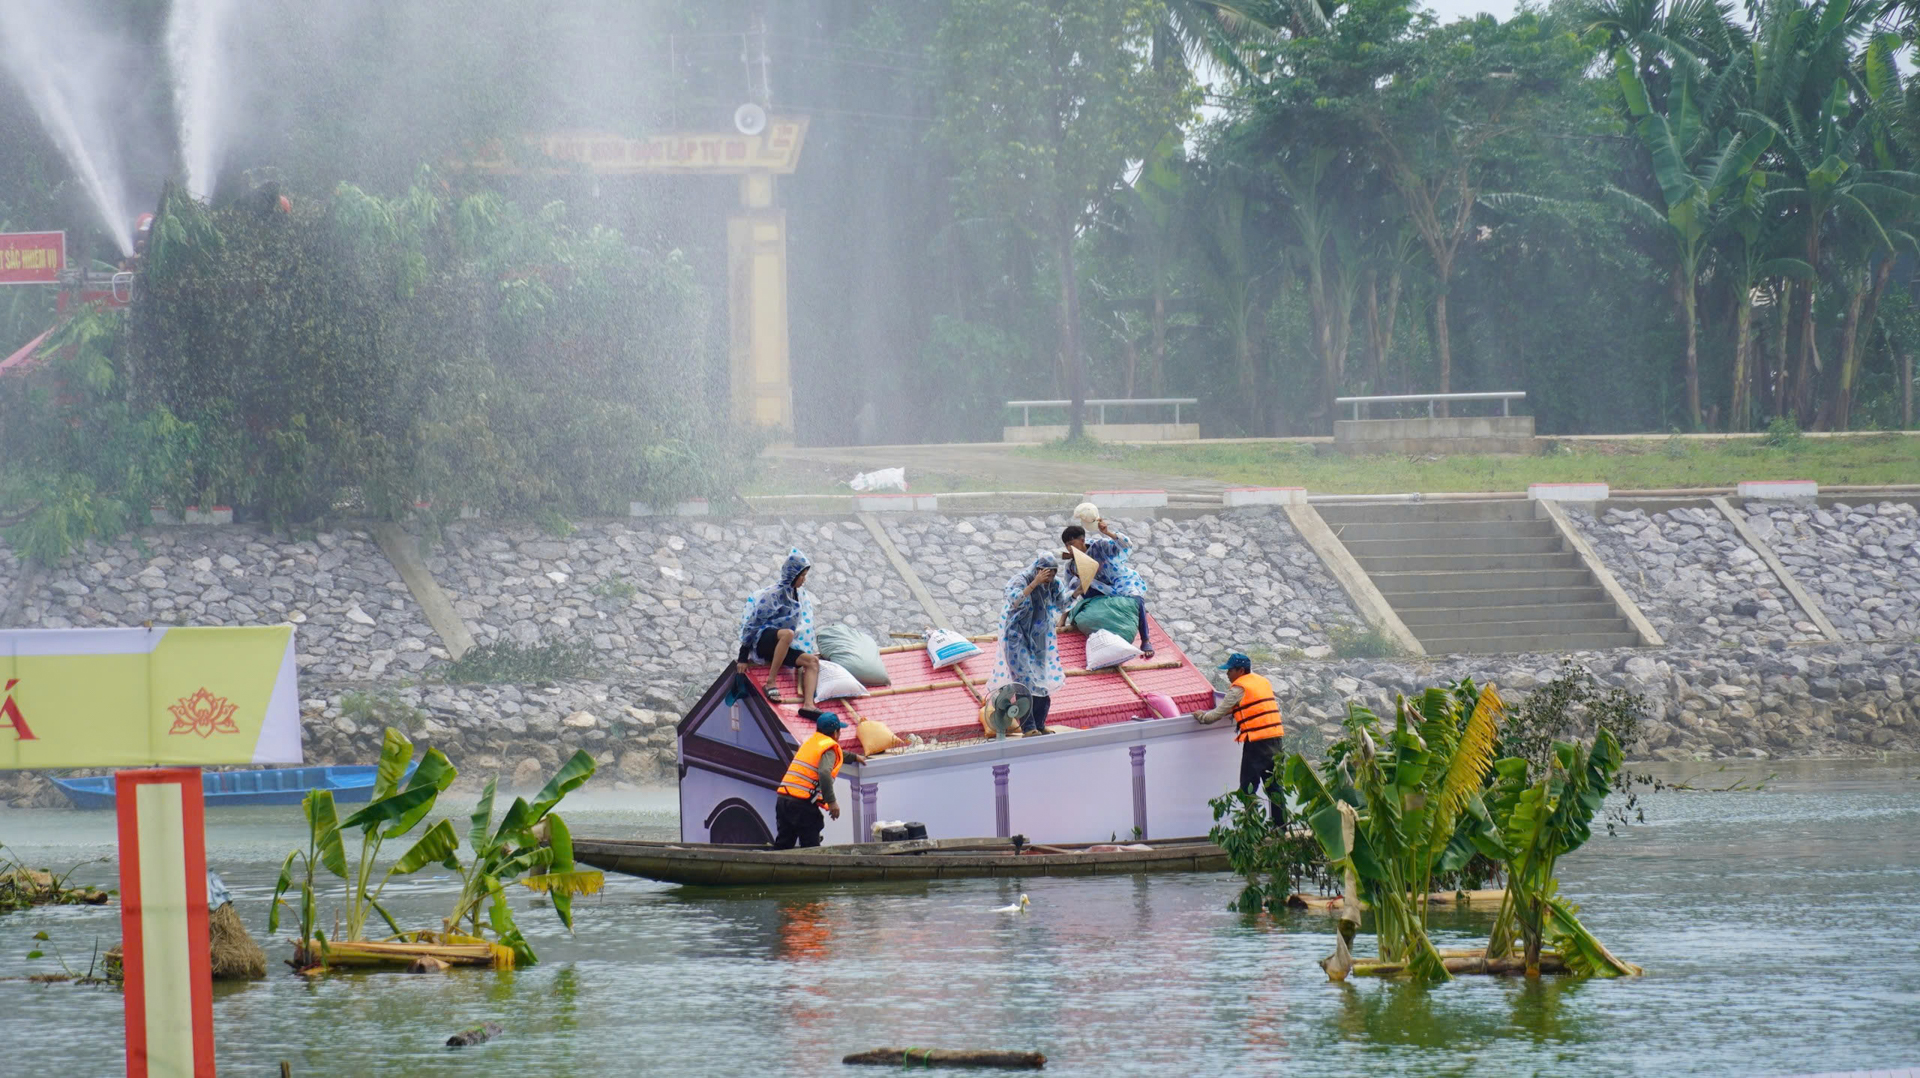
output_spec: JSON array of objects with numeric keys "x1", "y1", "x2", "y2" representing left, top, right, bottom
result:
[
  {"x1": 168, "y1": 0, "x2": 241, "y2": 201},
  {"x1": 0, "y1": 0, "x2": 140, "y2": 257}
]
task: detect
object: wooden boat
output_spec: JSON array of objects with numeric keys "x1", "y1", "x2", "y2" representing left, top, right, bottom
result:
[
  {"x1": 573, "y1": 834, "x2": 1229, "y2": 886},
  {"x1": 52, "y1": 764, "x2": 410, "y2": 810}
]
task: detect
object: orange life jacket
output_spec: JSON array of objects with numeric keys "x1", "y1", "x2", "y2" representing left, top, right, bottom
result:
[
  {"x1": 1231, "y1": 673, "x2": 1284, "y2": 742},
  {"x1": 777, "y1": 732, "x2": 844, "y2": 803}
]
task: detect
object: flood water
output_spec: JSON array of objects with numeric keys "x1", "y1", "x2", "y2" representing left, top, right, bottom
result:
[{"x1": 2, "y1": 758, "x2": 1916, "y2": 1077}]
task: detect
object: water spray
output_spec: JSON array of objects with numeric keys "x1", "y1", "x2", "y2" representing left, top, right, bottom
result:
[
  {"x1": 167, "y1": 0, "x2": 241, "y2": 202},
  {"x1": 0, "y1": 1, "x2": 139, "y2": 257}
]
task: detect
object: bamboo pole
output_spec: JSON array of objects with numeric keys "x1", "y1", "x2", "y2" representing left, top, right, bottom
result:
[{"x1": 1063, "y1": 661, "x2": 1178, "y2": 676}]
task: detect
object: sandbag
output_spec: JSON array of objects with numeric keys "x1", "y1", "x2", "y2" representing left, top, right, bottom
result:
[
  {"x1": 1068, "y1": 595, "x2": 1138, "y2": 642},
  {"x1": 1084, "y1": 628, "x2": 1143, "y2": 670},
  {"x1": 814, "y1": 659, "x2": 869, "y2": 702},
  {"x1": 1142, "y1": 692, "x2": 1178, "y2": 718},
  {"x1": 816, "y1": 624, "x2": 891, "y2": 687},
  {"x1": 926, "y1": 628, "x2": 980, "y2": 669},
  {"x1": 856, "y1": 717, "x2": 903, "y2": 755}
]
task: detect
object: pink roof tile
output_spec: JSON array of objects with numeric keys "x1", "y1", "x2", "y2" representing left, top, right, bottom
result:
[{"x1": 762, "y1": 615, "x2": 1220, "y2": 750}]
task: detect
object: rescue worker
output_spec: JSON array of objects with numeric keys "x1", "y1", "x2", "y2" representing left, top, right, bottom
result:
[
  {"x1": 1193, "y1": 652, "x2": 1286, "y2": 827},
  {"x1": 772, "y1": 711, "x2": 846, "y2": 849}
]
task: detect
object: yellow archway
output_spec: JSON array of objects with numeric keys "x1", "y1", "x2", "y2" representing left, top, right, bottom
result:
[{"x1": 462, "y1": 118, "x2": 809, "y2": 432}]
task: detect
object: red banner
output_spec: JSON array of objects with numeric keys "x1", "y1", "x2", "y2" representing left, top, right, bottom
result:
[{"x1": 0, "y1": 231, "x2": 64, "y2": 285}]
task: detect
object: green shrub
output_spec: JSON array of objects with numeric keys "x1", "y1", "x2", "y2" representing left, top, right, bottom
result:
[
  {"x1": 438, "y1": 637, "x2": 598, "y2": 684},
  {"x1": 1762, "y1": 415, "x2": 1804, "y2": 449},
  {"x1": 339, "y1": 688, "x2": 428, "y2": 734},
  {"x1": 1327, "y1": 622, "x2": 1404, "y2": 659}
]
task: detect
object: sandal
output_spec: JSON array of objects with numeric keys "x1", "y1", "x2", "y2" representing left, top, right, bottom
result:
[{"x1": 763, "y1": 681, "x2": 784, "y2": 703}]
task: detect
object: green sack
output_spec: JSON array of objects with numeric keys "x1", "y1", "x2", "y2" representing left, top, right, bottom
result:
[
  {"x1": 1069, "y1": 596, "x2": 1138, "y2": 644},
  {"x1": 816, "y1": 624, "x2": 891, "y2": 687}
]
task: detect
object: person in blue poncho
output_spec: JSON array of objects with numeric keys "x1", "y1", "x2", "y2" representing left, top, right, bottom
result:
[
  {"x1": 989, "y1": 553, "x2": 1070, "y2": 735},
  {"x1": 1059, "y1": 518, "x2": 1155, "y2": 659},
  {"x1": 737, "y1": 548, "x2": 822, "y2": 711}
]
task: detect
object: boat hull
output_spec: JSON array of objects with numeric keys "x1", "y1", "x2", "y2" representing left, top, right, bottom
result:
[
  {"x1": 574, "y1": 837, "x2": 1229, "y2": 886},
  {"x1": 51, "y1": 765, "x2": 391, "y2": 809}
]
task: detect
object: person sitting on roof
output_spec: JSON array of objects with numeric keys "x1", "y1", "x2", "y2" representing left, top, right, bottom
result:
[
  {"x1": 737, "y1": 547, "x2": 821, "y2": 710},
  {"x1": 1193, "y1": 652, "x2": 1286, "y2": 828},
  {"x1": 1059, "y1": 519, "x2": 1155, "y2": 659},
  {"x1": 773, "y1": 711, "x2": 846, "y2": 849},
  {"x1": 989, "y1": 553, "x2": 1069, "y2": 736}
]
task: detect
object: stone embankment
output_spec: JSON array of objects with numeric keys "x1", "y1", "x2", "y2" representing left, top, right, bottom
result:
[{"x1": 1, "y1": 499, "x2": 1917, "y2": 808}]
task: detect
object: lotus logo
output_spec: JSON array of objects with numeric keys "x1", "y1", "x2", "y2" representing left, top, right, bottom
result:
[{"x1": 167, "y1": 687, "x2": 239, "y2": 738}]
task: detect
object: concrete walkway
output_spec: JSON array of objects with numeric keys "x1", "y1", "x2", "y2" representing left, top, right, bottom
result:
[{"x1": 770, "y1": 442, "x2": 1237, "y2": 498}]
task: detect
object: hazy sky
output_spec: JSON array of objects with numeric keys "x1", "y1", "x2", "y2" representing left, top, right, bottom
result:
[{"x1": 1424, "y1": 0, "x2": 1521, "y2": 21}]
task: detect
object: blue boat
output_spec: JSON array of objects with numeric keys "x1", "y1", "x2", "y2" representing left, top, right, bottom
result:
[{"x1": 51, "y1": 765, "x2": 411, "y2": 810}]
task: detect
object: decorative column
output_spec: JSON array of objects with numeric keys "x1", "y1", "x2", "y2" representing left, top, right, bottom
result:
[
  {"x1": 727, "y1": 173, "x2": 793, "y2": 431},
  {"x1": 1129, "y1": 744, "x2": 1148, "y2": 841},
  {"x1": 860, "y1": 781, "x2": 879, "y2": 838},
  {"x1": 992, "y1": 764, "x2": 1011, "y2": 839}
]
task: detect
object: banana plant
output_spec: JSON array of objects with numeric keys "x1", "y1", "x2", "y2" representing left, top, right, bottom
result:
[
  {"x1": 337, "y1": 728, "x2": 459, "y2": 940},
  {"x1": 1475, "y1": 729, "x2": 1642, "y2": 978},
  {"x1": 1283, "y1": 681, "x2": 1506, "y2": 982},
  {"x1": 446, "y1": 750, "x2": 603, "y2": 966},
  {"x1": 269, "y1": 727, "x2": 459, "y2": 954},
  {"x1": 267, "y1": 788, "x2": 346, "y2": 960}
]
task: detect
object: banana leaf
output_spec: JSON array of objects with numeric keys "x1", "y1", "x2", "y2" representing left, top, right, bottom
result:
[
  {"x1": 305, "y1": 789, "x2": 346, "y2": 878},
  {"x1": 1546, "y1": 896, "x2": 1641, "y2": 977},
  {"x1": 371, "y1": 727, "x2": 414, "y2": 801},
  {"x1": 389, "y1": 819, "x2": 461, "y2": 875}
]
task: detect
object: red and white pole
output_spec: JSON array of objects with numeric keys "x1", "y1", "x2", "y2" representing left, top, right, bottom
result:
[{"x1": 115, "y1": 768, "x2": 216, "y2": 1077}]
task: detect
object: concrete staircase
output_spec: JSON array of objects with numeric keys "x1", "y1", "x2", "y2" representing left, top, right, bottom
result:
[{"x1": 1315, "y1": 500, "x2": 1641, "y2": 654}]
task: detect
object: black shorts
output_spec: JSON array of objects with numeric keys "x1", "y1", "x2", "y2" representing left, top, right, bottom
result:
[{"x1": 750, "y1": 627, "x2": 805, "y2": 667}]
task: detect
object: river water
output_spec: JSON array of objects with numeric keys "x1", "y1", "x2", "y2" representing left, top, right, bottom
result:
[{"x1": 1, "y1": 758, "x2": 1915, "y2": 1077}]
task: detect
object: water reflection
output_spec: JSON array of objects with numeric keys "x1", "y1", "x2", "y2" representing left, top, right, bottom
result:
[{"x1": 0, "y1": 761, "x2": 1915, "y2": 1075}]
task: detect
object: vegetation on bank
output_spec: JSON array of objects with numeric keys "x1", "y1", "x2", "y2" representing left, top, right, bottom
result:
[
  {"x1": 1019, "y1": 431, "x2": 1920, "y2": 493},
  {"x1": 0, "y1": 176, "x2": 755, "y2": 564}
]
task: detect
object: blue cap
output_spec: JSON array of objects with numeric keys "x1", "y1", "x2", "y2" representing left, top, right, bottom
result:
[
  {"x1": 1218, "y1": 652, "x2": 1251, "y2": 671},
  {"x1": 815, "y1": 712, "x2": 847, "y2": 733}
]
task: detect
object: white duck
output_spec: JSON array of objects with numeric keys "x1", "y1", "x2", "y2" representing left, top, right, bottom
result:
[{"x1": 991, "y1": 894, "x2": 1031, "y2": 914}]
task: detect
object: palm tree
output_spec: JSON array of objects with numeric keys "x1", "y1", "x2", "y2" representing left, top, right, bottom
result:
[{"x1": 1613, "y1": 59, "x2": 1773, "y2": 427}]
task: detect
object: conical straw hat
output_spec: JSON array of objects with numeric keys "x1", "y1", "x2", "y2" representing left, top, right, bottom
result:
[{"x1": 1070, "y1": 548, "x2": 1099, "y2": 596}]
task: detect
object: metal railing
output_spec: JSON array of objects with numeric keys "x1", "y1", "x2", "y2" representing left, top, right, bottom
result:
[
  {"x1": 1335, "y1": 391, "x2": 1526, "y2": 421},
  {"x1": 1006, "y1": 397, "x2": 1198, "y2": 426}
]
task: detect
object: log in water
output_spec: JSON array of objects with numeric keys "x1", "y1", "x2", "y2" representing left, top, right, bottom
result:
[{"x1": 843, "y1": 1047, "x2": 1045, "y2": 1069}]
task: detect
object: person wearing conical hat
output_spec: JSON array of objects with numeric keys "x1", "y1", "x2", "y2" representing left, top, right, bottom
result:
[{"x1": 1059, "y1": 517, "x2": 1154, "y2": 659}]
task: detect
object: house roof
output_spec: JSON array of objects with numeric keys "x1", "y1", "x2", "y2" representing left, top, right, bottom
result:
[{"x1": 760, "y1": 615, "x2": 1221, "y2": 751}]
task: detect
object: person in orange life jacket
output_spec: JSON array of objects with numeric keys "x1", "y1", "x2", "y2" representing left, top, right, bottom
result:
[
  {"x1": 1193, "y1": 652, "x2": 1286, "y2": 827},
  {"x1": 772, "y1": 711, "x2": 848, "y2": 850},
  {"x1": 1058, "y1": 520, "x2": 1153, "y2": 659}
]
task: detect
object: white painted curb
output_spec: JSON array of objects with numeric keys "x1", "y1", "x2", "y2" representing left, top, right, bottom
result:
[
  {"x1": 854, "y1": 493, "x2": 938, "y2": 512},
  {"x1": 1087, "y1": 489, "x2": 1168, "y2": 509},
  {"x1": 151, "y1": 506, "x2": 234, "y2": 525},
  {"x1": 629, "y1": 498, "x2": 711, "y2": 517},
  {"x1": 1737, "y1": 479, "x2": 1818, "y2": 499},
  {"x1": 1528, "y1": 482, "x2": 1609, "y2": 502},
  {"x1": 1222, "y1": 487, "x2": 1307, "y2": 507}
]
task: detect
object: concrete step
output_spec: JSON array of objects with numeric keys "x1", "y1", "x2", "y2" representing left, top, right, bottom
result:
[
  {"x1": 1315, "y1": 500, "x2": 1535, "y2": 525},
  {"x1": 1336, "y1": 534, "x2": 1564, "y2": 556},
  {"x1": 1385, "y1": 585, "x2": 1610, "y2": 610},
  {"x1": 1373, "y1": 568, "x2": 1594, "y2": 594},
  {"x1": 1397, "y1": 602, "x2": 1624, "y2": 626},
  {"x1": 1415, "y1": 631, "x2": 1643, "y2": 654},
  {"x1": 1355, "y1": 551, "x2": 1582, "y2": 573},
  {"x1": 1328, "y1": 519, "x2": 1560, "y2": 543},
  {"x1": 1415, "y1": 617, "x2": 1632, "y2": 642}
]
